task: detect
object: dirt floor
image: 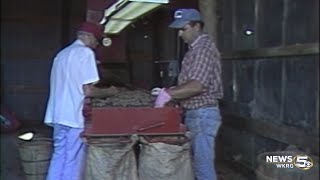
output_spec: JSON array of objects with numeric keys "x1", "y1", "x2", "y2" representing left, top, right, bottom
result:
[{"x1": 1, "y1": 126, "x2": 254, "y2": 180}]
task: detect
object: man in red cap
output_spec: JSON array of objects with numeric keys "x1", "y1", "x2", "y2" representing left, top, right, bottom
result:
[
  {"x1": 78, "y1": 22, "x2": 104, "y2": 46},
  {"x1": 44, "y1": 22, "x2": 118, "y2": 180}
]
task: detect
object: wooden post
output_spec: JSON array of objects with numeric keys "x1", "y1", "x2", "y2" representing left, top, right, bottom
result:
[{"x1": 198, "y1": 0, "x2": 218, "y2": 42}]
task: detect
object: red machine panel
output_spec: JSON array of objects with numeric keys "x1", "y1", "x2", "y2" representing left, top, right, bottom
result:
[{"x1": 84, "y1": 107, "x2": 186, "y2": 136}]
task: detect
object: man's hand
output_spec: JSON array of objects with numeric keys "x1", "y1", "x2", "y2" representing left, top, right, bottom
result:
[
  {"x1": 83, "y1": 98, "x2": 92, "y2": 120},
  {"x1": 154, "y1": 89, "x2": 172, "y2": 108}
]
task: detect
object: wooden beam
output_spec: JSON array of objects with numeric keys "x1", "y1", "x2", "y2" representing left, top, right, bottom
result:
[
  {"x1": 222, "y1": 113, "x2": 319, "y2": 155},
  {"x1": 100, "y1": 62, "x2": 129, "y2": 69},
  {"x1": 198, "y1": 0, "x2": 218, "y2": 40},
  {"x1": 222, "y1": 43, "x2": 319, "y2": 60},
  {"x1": 4, "y1": 85, "x2": 48, "y2": 93},
  {"x1": 130, "y1": 53, "x2": 154, "y2": 61},
  {"x1": 316, "y1": 54, "x2": 320, "y2": 136},
  {"x1": 60, "y1": 0, "x2": 71, "y2": 46},
  {"x1": 2, "y1": 51, "x2": 55, "y2": 60},
  {"x1": 1, "y1": 16, "x2": 61, "y2": 23}
]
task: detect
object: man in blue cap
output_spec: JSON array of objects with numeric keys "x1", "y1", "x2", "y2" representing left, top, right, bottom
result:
[{"x1": 154, "y1": 9, "x2": 223, "y2": 180}]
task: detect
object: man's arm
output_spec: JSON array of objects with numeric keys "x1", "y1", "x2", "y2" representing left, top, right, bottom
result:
[
  {"x1": 83, "y1": 83, "x2": 118, "y2": 98},
  {"x1": 167, "y1": 45, "x2": 214, "y2": 100},
  {"x1": 166, "y1": 79, "x2": 204, "y2": 100}
]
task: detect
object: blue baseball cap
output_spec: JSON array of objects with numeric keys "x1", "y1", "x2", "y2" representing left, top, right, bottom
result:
[{"x1": 169, "y1": 9, "x2": 202, "y2": 29}]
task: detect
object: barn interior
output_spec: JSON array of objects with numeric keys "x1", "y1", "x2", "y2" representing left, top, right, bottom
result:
[{"x1": 1, "y1": 0, "x2": 319, "y2": 179}]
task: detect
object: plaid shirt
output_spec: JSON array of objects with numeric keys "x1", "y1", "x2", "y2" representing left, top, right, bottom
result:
[{"x1": 178, "y1": 33, "x2": 223, "y2": 109}]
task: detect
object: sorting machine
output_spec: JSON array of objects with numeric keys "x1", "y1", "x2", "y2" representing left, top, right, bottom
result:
[{"x1": 83, "y1": 88, "x2": 188, "y2": 144}]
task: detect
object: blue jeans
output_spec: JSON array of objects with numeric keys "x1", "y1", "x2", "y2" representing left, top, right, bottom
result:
[
  {"x1": 184, "y1": 107, "x2": 222, "y2": 180},
  {"x1": 46, "y1": 124, "x2": 86, "y2": 180}
]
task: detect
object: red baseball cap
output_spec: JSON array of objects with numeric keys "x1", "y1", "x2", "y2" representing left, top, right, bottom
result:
[{"x1": 78, "y1": 22, "x2": 104, "y2": 40}]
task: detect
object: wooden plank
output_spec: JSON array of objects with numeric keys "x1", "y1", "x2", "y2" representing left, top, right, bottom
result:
[
  {"x1": 87, "y1": 0, "x2": 115, "y2": 11},
  {"x1": 60, "y1": 0, "x2": 71, "y2": 46},
  {"x1": 1, "y1": 16, "x2": 61, "y2": 23},
  {"x1": 316, "y1": 55, "x2": 320, "y2": 135},
  {"x1": 2, "y1": 51, "x2": 56, "y2": 61},
  {"x1": 222, "y1": 43, "x2": 319, "y2": 60},
  {"x1": 198, "y1": 0, "x2": 218, "y2": 39},
  {"x1": 100, "y1": 61, "x2": 129, "y2": 64},
  {"x1": 130, "y1": 53, "x2": 154, "y2": 61},
  {"x1": 5, "y1": 85, "x2": 48, "y2": 93},
  {"x1": 86, "y1": 10, "x2": 104, "y2": 23},
  {"x1": 100, "y1": 62, "x2": 129, "y2": 69},
  {"x1": 222, "y1": 113, "x2": 319, "y2": 155}
]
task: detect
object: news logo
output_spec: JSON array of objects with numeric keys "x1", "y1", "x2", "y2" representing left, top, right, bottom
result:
[
  {"x1": 293, "y1": 155, "x2": 314, "y2": 170},
  {"x1": 266, "y1": 154, "x2": 313, "y2": 170}
]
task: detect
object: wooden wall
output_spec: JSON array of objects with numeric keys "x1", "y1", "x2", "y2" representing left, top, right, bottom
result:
[
  {"x1": 217, "y1": 0, "x2": 319, "y2": 170},
  {"x1": 1, "y1": 0, "x2": 86, "y2": 124}
]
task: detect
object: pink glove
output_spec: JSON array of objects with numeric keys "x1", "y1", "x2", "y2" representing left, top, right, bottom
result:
[{"x1": 154, "y1": 89, "x2": 172, "y2": 108}]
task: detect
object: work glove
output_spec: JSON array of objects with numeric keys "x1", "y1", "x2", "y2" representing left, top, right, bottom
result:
[{"x1": 154, "y1": 88, "x2": 172, "y2": 108}]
